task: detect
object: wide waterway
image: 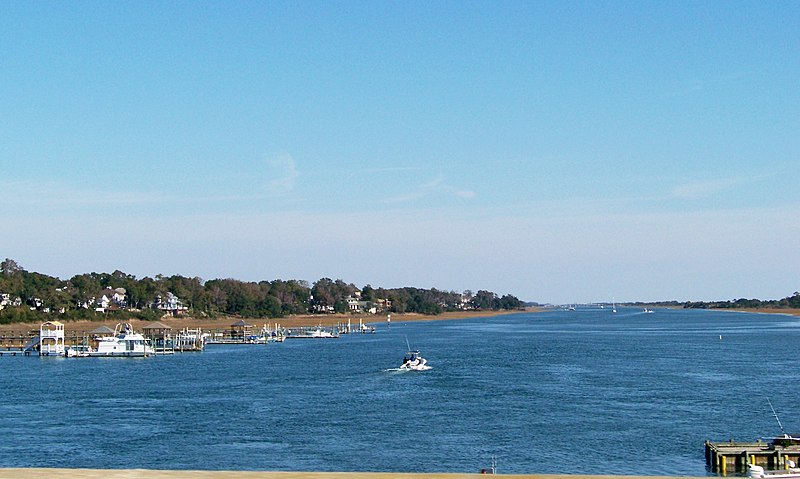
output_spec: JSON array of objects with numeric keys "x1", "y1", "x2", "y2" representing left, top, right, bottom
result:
[{"x1": 1, "y1": 307, "x2": 799, "y2": 475}]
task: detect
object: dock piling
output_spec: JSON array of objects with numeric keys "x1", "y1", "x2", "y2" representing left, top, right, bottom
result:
[{"x1": 707, "y1": 440, "x2": 800, "y2": 474}]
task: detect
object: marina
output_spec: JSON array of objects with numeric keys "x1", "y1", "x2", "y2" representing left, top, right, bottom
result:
[
  {"x1": 0, "y1": 320, "x2": 207, "y2": 355},
  {"x1": 0, "y1": 315, "x2": 383, "y2": 355},
  {"x1": 0, "y1": 319, "x2": 374, "y2": 356}
]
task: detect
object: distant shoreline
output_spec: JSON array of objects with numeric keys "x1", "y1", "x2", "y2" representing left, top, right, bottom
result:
[
  {"x1": 0, "y1": 308, "x2": 536, "y2": 334},
  {"x1": 723, "y1": 307, "x2": 800, "y2": 317}
]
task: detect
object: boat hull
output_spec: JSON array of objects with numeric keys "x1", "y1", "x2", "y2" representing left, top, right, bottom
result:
[
  {"x1": 86, "y1": 351, "x2": 151, "y2": 357},
  {"x1": 749, "y1": 464, "x2": 800, "y2": 478}
]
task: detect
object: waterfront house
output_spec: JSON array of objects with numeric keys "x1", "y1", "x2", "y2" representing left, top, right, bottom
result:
[
  {"x1": 152, "y1": 292, "x2": 188, "y2": 316},
  {"x1": 95, "y1": 295, "x2": 110, "y2": 312},
  {"x1": 100, "y1": 287, "x2": 127, "y2": 308},
  {"x1": 346, "y1": 295, "x2": 364, "y2": 312},
  {"x1": 346, "y1": 295, "x2": 391, "y2": 314}
]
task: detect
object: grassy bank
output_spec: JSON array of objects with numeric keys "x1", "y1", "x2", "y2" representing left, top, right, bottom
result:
[{"x1": 0, "y1": 308, "x2": 534, "y2": 334}]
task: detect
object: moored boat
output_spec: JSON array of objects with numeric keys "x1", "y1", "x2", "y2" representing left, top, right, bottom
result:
[
  {"x1": 286, "y1": 327, "x2": 339, "y2": 339},
  {"x1": 86, "y1": 323, "x2": 154, "y2": 357},
  {"x1": 749, "y1": 463, "x2": 800, "y2": 479}
]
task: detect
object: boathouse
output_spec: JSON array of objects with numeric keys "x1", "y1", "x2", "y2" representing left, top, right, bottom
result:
[
  {"x1": 143, "y1": 321, "x2": 173, "y2": 353},
  {"x1": 39, "y1": 321, "x2": 65, "y2": 356},
  {"x1": 89, "y1": 325, "x2": 115, "y2": 336},
  {"x1": 230, "y1": 319, "x2": 253, "y2": 341},
  {"x1": 86, "y1": 325, "x2": 116, "y2": 351}
]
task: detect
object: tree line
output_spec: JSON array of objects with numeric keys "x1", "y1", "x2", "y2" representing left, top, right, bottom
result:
[
  {"x1": 683, "y1": 292, "x2": 800, "y2": 310},
  {"x1": 0, "y1": 258, "x2": 523, "y2": 323}
]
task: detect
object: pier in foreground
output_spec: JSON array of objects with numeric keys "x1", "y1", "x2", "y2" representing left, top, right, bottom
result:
[{"x1": 705, "y1": 439, "x2": 800, "y2": 474}]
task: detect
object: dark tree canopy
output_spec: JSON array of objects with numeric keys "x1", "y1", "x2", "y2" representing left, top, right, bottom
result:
[{"x1": 0, "y1": 258, "x2": 524, "y2": 324}]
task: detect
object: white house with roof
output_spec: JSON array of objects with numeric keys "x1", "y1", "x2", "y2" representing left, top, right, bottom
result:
[
  {"x1": 153, "y1": 292, "x2": 188, "y2": 316},
  {"x1": 95, "y1": 295, "x2": 110, "y2": 312},
  {"x1": 0, "y1": 293, "x2": 9, "y2": 310},
  {"x1": 346, "y1": 296, "x2": 364, "y2": 312},
  {"x1": 346, "y1": 295, "x2": 391, "y2": 314},
  {"x1": 107, "y1": 287, "x2": 127, "y2": 306},
  {"x1": 92, "y1": 288, "x2": 128, "y2": 313}
]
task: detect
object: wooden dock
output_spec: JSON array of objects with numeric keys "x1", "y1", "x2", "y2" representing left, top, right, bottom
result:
[
  {"x1": 705, "y1": 439, "x2": 800, "y2": 474},
  {"x1": 0, "y1": 325, "x2": 206, "y2": 356},
  {"x1": 0, "y1": 348, "x2": 34, "y2": 356}
]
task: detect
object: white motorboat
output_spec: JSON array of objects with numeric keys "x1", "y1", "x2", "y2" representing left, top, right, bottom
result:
[
  {"x1": 768, "y1": 434, "x2": 800, "y2": 446},
  {"x1": 87, "y1": 323, "x2": 154, "y2": 357},
  {"x1": 65, "y1": 345, "x2": 91, "y2": 357},
  {"x1": 357, "y1": 319, "x2": 375, "y2": 333},
  {"x1": 748, "y1": 463, "x2": 800, "y2": 479},
  {"x1": 287, "y1": 327, "x2": 338, "y2": 339},
  {"x1": 400, "y1": 350, "x2": 431, "y2": 371},
  {"x1": 308, "y1": 328, "x2": 337, "y2": 338}
]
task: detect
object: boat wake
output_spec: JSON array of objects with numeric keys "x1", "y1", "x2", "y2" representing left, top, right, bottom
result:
[{"x1": 384, "y1": 365, "x2": 432, "y2": 373}]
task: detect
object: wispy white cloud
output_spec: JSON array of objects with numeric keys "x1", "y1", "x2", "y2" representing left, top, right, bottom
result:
[
  {"x1": 671, "y1": 177, "x2": 742, "y2": 199},
  {"x1": 382, "y1": 191, "x2": 425, "y2": 204},
  {"x1": 344, "y1": 165, "x2": 424, "y2": 181},
  {"x1": 264, "y1": 153, "x2": 299, "y2": 196},
  {"x1": 383, "y1": 176, "x2": 475, "y2": 204},
  {"x1": 422, "y1": 177, "x2": 475, "y2": 199},
  {"x1": 361, "y1": 166, "x2": 423, "y2": 174}
]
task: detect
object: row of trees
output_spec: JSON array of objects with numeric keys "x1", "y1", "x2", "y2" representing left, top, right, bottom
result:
[
  {"x1": 0, "y1": 258, "x2": 524, "y2": 323},
  {"x1": 684, "y1": 292, "x2": 800, "y2": 310}
]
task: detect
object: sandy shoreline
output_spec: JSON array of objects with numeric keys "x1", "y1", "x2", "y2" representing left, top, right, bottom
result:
[
  {"x1": 732, "y1": 307, "x2": 800, "y2": 316},
  {"x1": 0, "y1": 309, "x2": 533, "y2": 334},
  {"x1": 0, "y1": 470, "x2": 695, "y2": 479}
]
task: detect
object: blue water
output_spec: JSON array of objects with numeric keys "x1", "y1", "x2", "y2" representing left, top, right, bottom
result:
[{"x1": 2, "y1": 308, "x2": 800, "y2": 475}]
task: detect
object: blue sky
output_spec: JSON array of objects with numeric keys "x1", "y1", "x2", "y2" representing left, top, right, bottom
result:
[{"x1": 1, "y1": 1, "x2": 798, "y2": 304}]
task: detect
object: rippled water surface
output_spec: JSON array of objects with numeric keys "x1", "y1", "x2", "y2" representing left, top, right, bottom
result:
[{"x1": 2, "y1": 308, "x2": 799, "y2": 475}]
